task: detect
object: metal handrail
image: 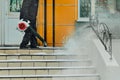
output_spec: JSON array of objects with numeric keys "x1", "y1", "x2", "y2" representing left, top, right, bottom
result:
[{"x1": 89, "y1": 15, "x2": 112, "y2": 59}]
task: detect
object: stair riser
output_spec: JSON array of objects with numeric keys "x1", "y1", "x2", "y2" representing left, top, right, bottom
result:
[
  {"x1": 0, "y1": 50, "x2": 65, "y2": 54},
  {"x1": 0, "y1": 61, "x2": 91, "y2": 67},
  {"x1": 0, "y1": 69, "x2": 96, "y2": 75},
  {"x1": 0, "y1": 55, "x2": 88, "y2": 60}
]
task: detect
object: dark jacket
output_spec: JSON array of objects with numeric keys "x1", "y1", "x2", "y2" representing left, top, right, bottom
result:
[{"x1": 20, "y1": 0, "x2": 39, "y2": 21}]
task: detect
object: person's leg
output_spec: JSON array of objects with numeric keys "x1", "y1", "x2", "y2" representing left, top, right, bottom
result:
[
  {"x1": 30, "y1": 34, "x2": 37, "y2": 48},
  {"x1": 29, "y1": 21, "x2": 38, "y2": 48},
  {"x1": 20, "y1": 28, "x2": 31, "y2": 48}
]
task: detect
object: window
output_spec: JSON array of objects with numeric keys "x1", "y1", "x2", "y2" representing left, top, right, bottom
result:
[
  {"x1": 116, "y1": 0, "x2": 120, "y2": 11},
  {"x1": 7, "y1": 0, "x2": 23, "y2": 18},
  {"x1": 78, "y1": 0, "x2": 91, "y2": 22},
  {"x1": 10, "y1": 0, "x2": 23, "y2": 12}
]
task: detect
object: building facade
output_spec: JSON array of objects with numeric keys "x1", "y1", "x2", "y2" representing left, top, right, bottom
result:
[{"x1": 1, "y1": 0, "x2": 119, "y2": 47}]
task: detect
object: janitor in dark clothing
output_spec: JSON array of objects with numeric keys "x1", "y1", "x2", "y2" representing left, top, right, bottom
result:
[{"x1": 20, "y1": 0, "x2": 39, "y2": 49}]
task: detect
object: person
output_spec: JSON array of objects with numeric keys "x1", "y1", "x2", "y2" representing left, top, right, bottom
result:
[{"x1": 19, "y1": 0, "x2": 39, "y2": 49}]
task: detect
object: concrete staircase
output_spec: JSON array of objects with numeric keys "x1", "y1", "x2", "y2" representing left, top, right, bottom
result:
[{"x1": 0, "y1": 49, "x2": 100, "y2": 80}]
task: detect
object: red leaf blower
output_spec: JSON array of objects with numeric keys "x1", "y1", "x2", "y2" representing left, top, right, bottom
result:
[{"x1": 17, "y1": 19, "x2": 47, "y2": 47}]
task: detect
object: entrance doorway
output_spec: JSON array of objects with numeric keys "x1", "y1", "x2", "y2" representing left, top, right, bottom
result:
[{"x1": 3, "y1": 0, "x2": 23, "y2": 46}]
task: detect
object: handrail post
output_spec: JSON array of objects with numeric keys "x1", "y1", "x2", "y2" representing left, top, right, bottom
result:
[{"x1": 109, "y1": 33, "x2": 112, "y2": 60}]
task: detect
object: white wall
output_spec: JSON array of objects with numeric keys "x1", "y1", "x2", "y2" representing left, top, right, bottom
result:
[
  {"x1": 112, "y1": 39, "x2": 120, "y2": 65},
  {"x1": 0, "y1": 0, "x2": 6, "y2": 46},
  {"x1": 92, "y1": 39, "x2": 120, "y2": 80},
  {"x1": 85, "y1": 30, "x2": 120, "y2": 80},
  {"x1": 0, "y1": 0, "x2": 2, "y2": 45}
]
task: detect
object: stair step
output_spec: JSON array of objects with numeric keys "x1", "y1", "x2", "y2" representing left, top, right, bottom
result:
[
  {"x1": 0, "y1": 54, "x2": 86, "y2": 56},
  {"x1": 0, "y1": 47, "x2": 65, "y2": 54},
  {"x1": 0, "y1": 59, "x2": 92, "y2": 67},
  {"x1": 0, "y1": 77, "x2": 100, "y2": 80},
  {"x1": 0, "y1": 59, "x2": 91, "y2": 62},
  {"x1": 0, "y1": 74, "x2": 99, "y2": 78},
  {"x1": 0, "y1": 54, "x2": 88, "y2": 60},
  {"x1": 0, "y1": 47, "x2": 65, "y2": 50},
  {"x1": 0, "y1": 67, "x2": 96, "y2": 75},
  {"x1": 0, "y1": 66, "x2": 95, "y2": 70},
  {"x1": 0, "y1": 70, "x2": 96, "y2": 75},
  {"x1": 0, "y1": 49, "x2": 99, "y2": 80}
]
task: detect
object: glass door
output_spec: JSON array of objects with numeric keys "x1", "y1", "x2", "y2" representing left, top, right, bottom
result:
[{"x1": 4, "y1": 0, "x2": 23, "y2": 46}]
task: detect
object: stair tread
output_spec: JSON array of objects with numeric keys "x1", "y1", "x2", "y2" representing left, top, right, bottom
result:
[
  {"x1": 0, "y1": 66, "x2": 95, "y2": 70},
  {"x1": 0, "y1": 74, "x2": 99, "y2": 78},
  {"x1": 0, "y1": 59, "x2": 91, "y2": 62},
  {"x1": 0, "y1": 54, "x2": 87, "y2": 56},
  {"x1": 0, "y1": 47, "x2": 65, "y2": 50}
]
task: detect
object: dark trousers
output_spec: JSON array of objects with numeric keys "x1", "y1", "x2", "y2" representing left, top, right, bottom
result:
[{"x1": 20, "y1": 20, "x2": 37, "y2": 48}]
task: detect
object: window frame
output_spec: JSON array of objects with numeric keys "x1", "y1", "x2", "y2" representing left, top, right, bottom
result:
[
  {"x1": 7, "y1": 0, "x2": 23, "y2": 18},
  {"x1": 77, "y1": 0, "x2": 93, "y2": 22}
]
